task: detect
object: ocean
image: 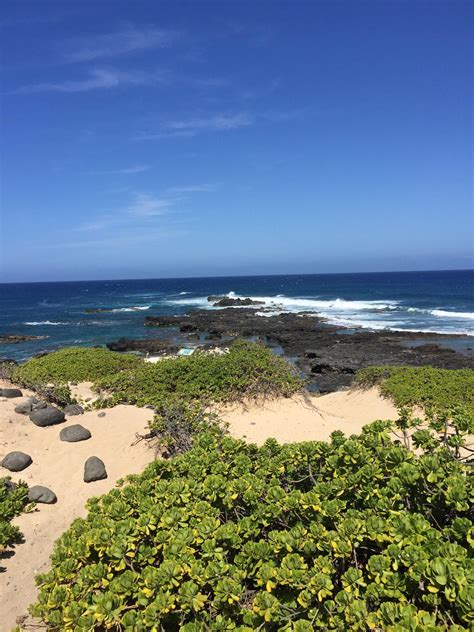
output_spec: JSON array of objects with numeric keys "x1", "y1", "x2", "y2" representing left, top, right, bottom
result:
[{"x1": 1, "y1": 270, "x2": 473, "y2": 362}]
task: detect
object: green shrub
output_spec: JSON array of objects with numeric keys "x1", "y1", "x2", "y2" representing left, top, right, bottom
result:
[
  {"x1": 356, "y1": 366, "x2": 474, "y2": 416},
  {"x1": 94, "y1": 341, "x2": 303, "y2": 409},
  {"x1": 12, "y1": 347, "x2": 143, "y2": 388},
  {"x1": 31, "y1": 425, "x2": 473, "y2": 630},
  {"x1": 0, "y1": 478, "x2": 29, "y2": 565}
]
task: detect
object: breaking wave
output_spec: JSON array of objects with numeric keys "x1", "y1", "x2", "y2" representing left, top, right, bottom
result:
[{"x1": 24, "y1": 321, "x2": 68, "y2": 326}]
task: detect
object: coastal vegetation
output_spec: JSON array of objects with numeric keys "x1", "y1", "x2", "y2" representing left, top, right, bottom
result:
[
  {"x1": 355, "y1": 366, "x2": 474, "y2": 415},
  {"x1": 12, "y1": 347, "x2": 143, "y2": 387},
  {"x1": 0, "y1": 478, "x2": 29, "y2": 562},
  {"x1": 30, "y1": 425, "x2": 473, "y2": 630},
  {"x1": 6, "y1": 348, "x2": 474, "y2": 629},
  {"x1": 12, "y1": 342, "x2": 303, "y2": 410}
]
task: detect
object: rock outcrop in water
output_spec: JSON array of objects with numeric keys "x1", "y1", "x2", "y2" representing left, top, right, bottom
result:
[
  {"x1": 207, "y1": 296, "x2": 265, "y2": 307},
  {"x1": 106, "y1": 338, "x2": 178, "y2": 355},
  {"x1": 0, "y1": 334, "x2": 48, "y2": 344}
]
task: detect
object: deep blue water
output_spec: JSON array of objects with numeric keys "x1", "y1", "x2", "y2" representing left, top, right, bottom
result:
[{"x1": 1, "y1": 270, "x2": 472, "y2": 361}]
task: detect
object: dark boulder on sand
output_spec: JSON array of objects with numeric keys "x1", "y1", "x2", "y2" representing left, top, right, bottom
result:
[
  {"x1": 29, "y1": 406, "x2": 65, "y2": 427},
  {"x1": 64, "y1": 404, "x2": 84, "y2": 416},
  {"x1": 84, "y1": 456, "x2": 107, "y2": 482},
  {"x1": 28, "y1": 485, "x2": 57, "y2": 504},
  {"x1": 60, "y1": 424, "x2": 91, "y2": 442},
  {"x1": 15, "y1": 397, "x2": 47, "y2": 415},
  {"x1": 1, "y1": 451, "x2": 33, "y2": 472},
  {"x1": 0, "y1": 388, "x2": 23, "y2": 398}
]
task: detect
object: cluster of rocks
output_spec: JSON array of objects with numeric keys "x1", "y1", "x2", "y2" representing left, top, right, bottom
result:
[
  {"x1": 207, "y1": 295, "x2": 264, "y2": 307},
  {"x1": 1, "y1": 391, "x2": 109, "y2": 506},
  {"x1": 145, "y1": 308, "x2": 474, "y2": 393},
  {"x1": 106, "y1": 337, "x2": 178, "y2": 354},
  {"x1": 0, "y1": 334, "x2": 48, "y2": 344}
]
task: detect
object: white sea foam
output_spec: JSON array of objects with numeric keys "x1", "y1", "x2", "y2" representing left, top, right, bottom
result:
[
  {"x1": 167, "y1": 297, "x2": 212, "y2": 307},
  {"x1": 431, "y1": 309, "x2": 474, "y2": 320},
  {"x1": 109, "y1": 306, "x2": 151, "y2": 312},
  {"x1": 166, "y1": 291, "x2": 474, "y2": 336},
  {"x1": 24, "y1": 321, "x2": 67, "y2": 326}
]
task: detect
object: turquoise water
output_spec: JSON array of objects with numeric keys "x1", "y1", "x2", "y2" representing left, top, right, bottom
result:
[{"x1": 1, "y1": 270, "x2": 472, "y2": 361}]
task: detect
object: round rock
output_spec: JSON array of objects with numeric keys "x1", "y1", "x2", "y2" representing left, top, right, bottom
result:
[
  {"x1": 28, "y1": 485, "x2": 57, "y2": 504},
  {"x1": 14, "y1": 397, "x2": 43, "y2": 415},
  {"x1": 1, "y1": 451, "x2": 32, "y2": 472},
  {"x1": 0, "y1": 388, "x2": 23, "y2": 398},
  {"x1": 29, "y1": 406, "x2": 65, "y2": 427},
  {"x1": 97, "y1": 411, "x2": 106, "y2": 418},
  {"x1": 64, "y1": 403, "x2": 84, "y2": 416},
  {"x1": 60, "y1": 424, "x2": 91, "y2": 443},
  {"x1": 84, "y1": 456, "x2": 107, "y2": 483}
]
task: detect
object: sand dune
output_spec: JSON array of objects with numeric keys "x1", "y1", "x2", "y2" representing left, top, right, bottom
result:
[
  {"x1": 219, "y1": 387, "x2": 398, "y2": 445},
  {"x1": 0, "y1": 384, "x2": 397, "y2": 630}
]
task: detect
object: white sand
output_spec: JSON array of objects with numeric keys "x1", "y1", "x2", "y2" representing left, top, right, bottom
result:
[
  {"x1": 219, "y1": 387, "x2": 399, "y2": 445},
  {"x1": 0, "y1": 384, "x2": 154, "y2": 630},
  {"x1": 0, "y1": 383, "x2": 397, "y2": 629}
]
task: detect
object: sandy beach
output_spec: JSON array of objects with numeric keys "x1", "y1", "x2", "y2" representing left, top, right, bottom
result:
[{"x1": 0, "y1": 381, "x2": 399, "y2": 630}]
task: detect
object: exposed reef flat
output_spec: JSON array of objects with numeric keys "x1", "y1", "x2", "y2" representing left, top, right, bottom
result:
[
  {"x1": 0, "y1": 334, "x2": 48, "y2": 344},
  {"x1": 145, "y1": 308, "x2": 474, "y2": 392}
]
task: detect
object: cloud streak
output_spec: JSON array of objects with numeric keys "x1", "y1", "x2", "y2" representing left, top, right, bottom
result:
[
  {"x1": 135, "y1": 113, "x2": 254, "y2": 139},
  {"x1": 63, "y1": 24, "x2": 179, "y2": 63},
  {"x1": 87, "y1": 165, "x2": 150, "y2": 175},
  {"x1": 13, "y1": 68, "x2": 167, "y2": 94},
  {"x1": 134, "y1": 108, "x2": 306, "y2": 140}
]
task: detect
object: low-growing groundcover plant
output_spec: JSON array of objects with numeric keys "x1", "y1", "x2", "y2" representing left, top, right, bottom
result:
[
  {"x1": 30, "y1": 424, "x2": 473, "y2": 631},
  {"x1": 0, "y1": 477, "x2": 29, "y2": 566},
  {"x1": 93, "y1": 341, "x2": 303, "y2": 409},
  {"x1": 355, "y1": 366, "x2": 474, "y2": 417},
  {"x1": 12, "y1": 347, "x2": 143, "y2": 388},
  {"x1": 11, "y1": 342, "x2": 303, "y2": 411}
]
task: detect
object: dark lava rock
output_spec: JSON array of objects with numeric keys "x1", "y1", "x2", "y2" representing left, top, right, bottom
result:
[
  {"x1": 1, "y1": 451, "x2": 32, "y2": 472},
  {"x1": 60, "y1": 424, "x2": 91, "y2": 442},
  {"x1": 106, "y1": 337, "x2": 178, "y2": 354},
  {"x1": 0, "y1": 334, "x2": 47, "y2": 344},
  {"x1": 28, "y1": 485, "x2": 57, "y2": 504},
  {"x1": 213, "y1": 297, "x2": 264, "y2": 307},
  {"x1": 97, "y1": 411, "x2": 106, "y2": 418},
  {"x1": 29, "y1": 406, "x2": 65, "y2": 427},
  {"x1": 0, "y1": 388, "x2": 23, "y2": 398},
  {"x1": 84, "y1": 456, "x2": 107, "y2": 482},
  {"x1": 64, "y1": 403, "x2": 84, "y2": 416}
]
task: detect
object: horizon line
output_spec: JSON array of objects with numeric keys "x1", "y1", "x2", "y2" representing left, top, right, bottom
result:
[{"x1": 1, "y1": 268, "x2": 472, "y2": 286}]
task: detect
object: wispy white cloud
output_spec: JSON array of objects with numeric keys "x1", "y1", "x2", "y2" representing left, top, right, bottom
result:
[
  {"x1": 87, "y1": 165, "x2": 150, "y2": 176},
  {"x1": 127, "y1": 193, "x2": 173, "y2": 217},
  {"x1": 134, "y1": 108, "x2": 306, "y2": 140},
  {"x1": 74, "y1": 184, "x2": 217, "y2": 233},
  {"x1": 135, "y1": 113, "x2": 254, "y2": 140},
  {"x1": 13, "y1": 68, "x2": 167, "y2": 94},
  {"x1": 63, "y1": 24, "x2": 179, "y2": 63}
]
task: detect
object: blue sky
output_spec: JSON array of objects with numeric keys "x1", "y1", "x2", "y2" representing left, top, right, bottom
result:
[{"x1": 1, "y1": 0, "x2": 472, "y2": 282}]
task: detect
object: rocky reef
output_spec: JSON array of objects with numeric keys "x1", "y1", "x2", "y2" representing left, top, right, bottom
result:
[{"x1": 145, "y1": 308, "x2": 474, "y2": 392}]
